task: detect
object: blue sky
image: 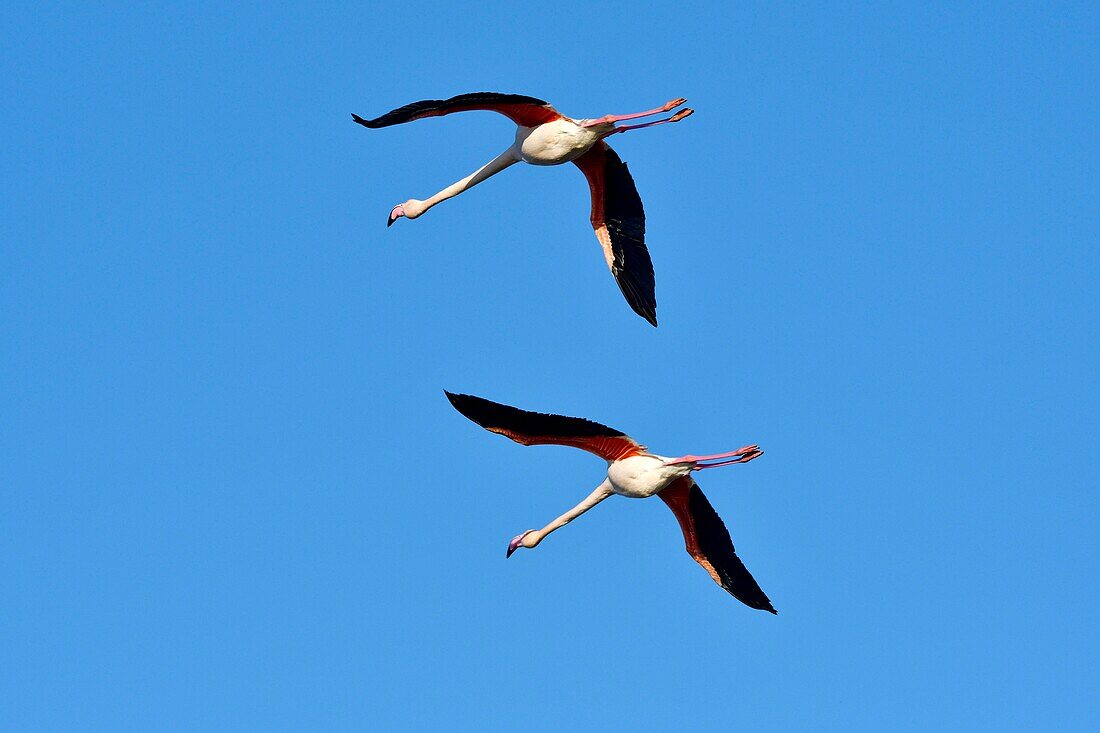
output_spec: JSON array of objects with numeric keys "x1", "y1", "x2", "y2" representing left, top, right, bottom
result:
[{"x1": 2, "y1": 2, "x2": 1098, "y2": 730}]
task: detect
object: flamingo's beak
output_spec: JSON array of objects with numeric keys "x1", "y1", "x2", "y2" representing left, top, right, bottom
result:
[
  {"x1": 387, "y1": 204, "x2": 406, "y2": 228},
  {"x1": 506, "y1": 531, "x2": 533, "y2": 558}
]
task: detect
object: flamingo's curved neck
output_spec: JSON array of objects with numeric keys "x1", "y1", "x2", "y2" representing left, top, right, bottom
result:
[
  {"x1": 528, "y1": 480, "x2": 613, "y2": 547},
  {"x1": 418, "y1": 146, "x2": 519, "y2": 215}
]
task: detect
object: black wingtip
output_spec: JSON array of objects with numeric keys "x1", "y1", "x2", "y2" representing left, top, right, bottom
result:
[
  {"x1": 630, "y1": 302, "x2": 658, "y2": 327},
  {"x1": 444, "y1": 391, "x2": 495, "y2": 429},
  {"x1": 444, "y1": 391, "x2": 472, "y2": 413},
  {"x1": 734, "y1": 593, "x2": 778, "y2": 614},
  {"x1": 620, "y1": 287, "x2": 658, "y2": 326},
  {"x1": 351, "y1": 113, "x2": 374, "y2": 128}
]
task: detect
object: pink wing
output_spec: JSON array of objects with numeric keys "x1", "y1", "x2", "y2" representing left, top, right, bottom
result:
[
  {"x1": 573, "y1": 142, "x2": 657, "y2": 326},
  {"x1": 446, "y1": 391, "x2": 645, "y2": 462},
  {"x1": 659, "y1": 476, "x2": 776, "y2": 613}
]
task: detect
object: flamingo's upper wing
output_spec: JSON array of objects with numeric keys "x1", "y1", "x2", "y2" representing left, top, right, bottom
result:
[
  {"x1": 445, "y1": 391, "x2": 645, "y2": 462},
  {"x1": 353, "y1": 92, "x2": 562, "y2": 129},
  {"x1": 573, "y1": 141, "x2": 657, "y2": 327},
  {"x1": 658, "y1": 476, "x2": 776, "y2": 613}
]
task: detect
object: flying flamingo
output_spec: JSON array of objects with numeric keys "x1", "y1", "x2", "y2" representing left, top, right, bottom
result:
[
  {"x1": 445, "y1": 391, "x2": 776, "y2": 613},
  {"x1": 353, "y1": 92, "x2": 694, "y2": 327}
]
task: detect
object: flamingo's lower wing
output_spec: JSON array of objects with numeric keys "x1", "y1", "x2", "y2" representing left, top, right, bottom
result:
[
  {"x1": 573, "y1": 143, "x2": 657, "y2": 327},
  {"x1": 445, "y1": 391, "x2": 645, "y2": 462},
  {"x1": 659, "y1": 477, "x2": 776, "y2": 613},
  {"x1": 353, "y1": 92, "x2": 562, "y2": 129}
]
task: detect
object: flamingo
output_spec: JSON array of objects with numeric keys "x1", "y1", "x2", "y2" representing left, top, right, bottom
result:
[
  {"x1": 445, "y1": 391, "x2": 776, "y2": 613},
  {"x1": 352, "y1": 92, "x2": 694, "y2": 327}
]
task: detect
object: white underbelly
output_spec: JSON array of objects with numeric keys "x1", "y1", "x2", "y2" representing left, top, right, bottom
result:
[
  {"x1": 516, "y1": 119, "x2": 601, "y2": 166},
  {"x1": 607, "y1": 456, "x2": 684, "y2": 498}
]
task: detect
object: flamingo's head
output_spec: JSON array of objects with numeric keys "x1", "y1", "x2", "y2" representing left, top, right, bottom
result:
[
  {"x1": 386, "y1": 204, "x2": 405, "y2": 227},
  {"x1": 387, "y1": 199, "x2": 426, "y2": 227},
  {"x1": 506, "y1": 530, "x2": 537, "y2": 558}
]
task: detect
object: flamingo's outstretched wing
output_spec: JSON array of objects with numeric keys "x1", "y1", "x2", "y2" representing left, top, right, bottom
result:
[
  {"x1": 353, "y1": 92, "x2": 562, "y2": 129},
  {"x1": 445, "y1": 392, "x2": 645, "y2": 462},
  {"x1": 659, "y1": 476, "x2": 776, "y2": 613},
  {"x1": 573, "y1": 142, "x2": 657, "y2": 327}
]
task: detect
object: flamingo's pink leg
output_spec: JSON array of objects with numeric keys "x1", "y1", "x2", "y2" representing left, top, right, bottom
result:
[
  {"x1": 579, "y1": 98, "x2": 688, "y2": 128},
  {"x1": 604, "y1": 108, "x2": 694, "y2": 136},
  {"x1": 667, "y1": 445, "x2": 760, "y2": 464},
  {"x1": 693, "y1": 451, "x2": 764, "y2": 470}
]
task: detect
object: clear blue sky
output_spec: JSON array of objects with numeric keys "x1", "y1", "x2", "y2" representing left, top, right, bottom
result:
[{"x1": 2, "y1": 2, "x2": 1097, "y2": 730}]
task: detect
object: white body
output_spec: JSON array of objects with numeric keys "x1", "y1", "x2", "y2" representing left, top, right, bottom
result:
[
  {"x1": 514, "y1": 118, "x2": 608, "y2": 165},
  {"x1": 607, "y1": 455, "x2": 691, "y2": 498}
]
